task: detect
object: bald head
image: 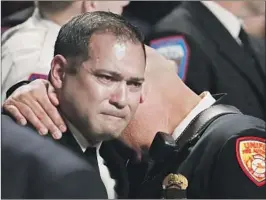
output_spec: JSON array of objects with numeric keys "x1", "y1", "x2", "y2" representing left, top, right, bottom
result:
[{"x1": 121, "y1": 46, "x2": 201, "y2": 154}]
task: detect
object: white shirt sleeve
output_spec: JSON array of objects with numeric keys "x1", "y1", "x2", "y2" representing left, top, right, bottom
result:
[
  {"x1": 1, "y1": 47, "x2": 13, "y2": 86},
  {"x1": 1, "y1": 47, "x2": 14, "y2": 102},
  {"x1": 1, "y1": 17, "x2": 59, "y2": 103},
  {"x1": 1, "y1": 36, "x2": 44, "y2": 103}
]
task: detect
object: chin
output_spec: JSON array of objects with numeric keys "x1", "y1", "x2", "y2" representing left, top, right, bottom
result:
[
  {"x1": 108, "y1": 130, "x2": 122, "y2": 138},
  {"x1": 98, "y1": 129, "x2": 121, "y2": 140},
  {"x1": 104, "y1": 124, "x2": 126, "y2": 136}
]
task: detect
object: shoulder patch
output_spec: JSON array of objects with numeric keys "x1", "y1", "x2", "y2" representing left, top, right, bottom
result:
[
  {"x1": 150, "y1": 36, "x2": 190, "y2": 81},
  {"x1": 28, "y1": 73, "x2": 48, "y2": 81},
  {"x1": 236, "y1": 136, "x2": 265, "y2": 186}
]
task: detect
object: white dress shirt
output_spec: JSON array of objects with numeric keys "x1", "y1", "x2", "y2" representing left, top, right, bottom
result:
[
  {"x1": 1, "y1": 8, "x2": 60, "y2": 102},
  {"x1": 201, "y1": 1, "x2": 243, "y2": 44},
  {"x1": 172, "y1": 92, "x2": 216, "y2": 140},
  {"x1": 65, "y1": 119, "x2": 117, "y2": 199}
]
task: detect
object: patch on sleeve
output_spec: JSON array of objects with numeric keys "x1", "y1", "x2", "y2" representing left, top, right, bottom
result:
[
  {"x1": 28, "y1": 73, "x2": 48, "y2": 81},
  {"x1": 236, "y1": 136, "x2": 265, "y2": 186},
  {"x1": 150, "y1": 36, "x2": 190, "y2": 81}
]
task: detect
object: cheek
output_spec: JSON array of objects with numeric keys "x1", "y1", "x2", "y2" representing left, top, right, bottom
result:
[
  {"x1": 123, "y1": 110, "x2": 161, "y2": 150},
  {"x1": 127, "y1": 101, "x2": 169, "y2": 147},
  {"x1": 122, "y1": 120, "x2": 156, "y2": 151},
  {"x1": 79, "y1": 77, "x2": 110, "y2": 103},
  {"x1": 60, "y1": 78, "x2": 78, "y2": 101}
]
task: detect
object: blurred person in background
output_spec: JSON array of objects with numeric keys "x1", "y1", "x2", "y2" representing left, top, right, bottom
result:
[
  {"x1": 122, "y1": 1, "x2": 181, "y2": 38},
  {"x1": 1, "y1": 1, "x2": 129, "y2": 103},
  {"x1": 148, "y1": 1, "x2": 265, "y2": 120},
  {"x1": 242, "y1": 10, "x2": 265, "y2": 79}
]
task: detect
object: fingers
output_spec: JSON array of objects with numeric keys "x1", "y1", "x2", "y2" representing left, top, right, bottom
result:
[
  {"x1": 21, "y1": 95, "x2": 63, "y2": 139},
  {"x1": 37, "y1": 95, "x2": 67, "y2": 134},
  {"x1": 3, "y1": 103, "x2": 27, "y2": 125},
  {"x1": 3, "y1": 79, "x2": 67, "y2": 139},
  {"x1": 5, "y1": 97, "x2": 48, "y2": 135},
  {"x1": 43, "y1": 81, "x2": 67, "y2": 133},
  {"x1": 16, "y1": 101, "x2": 49, "y2": 136},
  {"x1": 47, "y1": 83, "x2": 59, "y2": 106}
]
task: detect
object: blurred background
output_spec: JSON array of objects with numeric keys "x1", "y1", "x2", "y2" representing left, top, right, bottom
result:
[
  {"x1": 1, "y1": 1, "x2": 181, "y2": 37},
  {"x1": 2, "y1": 1, "x2": 265, "y2": 38}
]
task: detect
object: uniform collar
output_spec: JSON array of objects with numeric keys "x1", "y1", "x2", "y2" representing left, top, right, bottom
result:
[
  {"x1": 172, "y1": 92, "x2": 216, "y2": 140},
  {"x1": 201, "y1": 1, "x2": 242, "y2": 43}
]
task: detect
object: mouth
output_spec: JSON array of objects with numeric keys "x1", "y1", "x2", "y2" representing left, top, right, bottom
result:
[{"x1": 101, "y1": 112, "x2": 126, "y2": 119}]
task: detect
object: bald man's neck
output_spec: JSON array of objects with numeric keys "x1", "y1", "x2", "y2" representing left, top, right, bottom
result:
[{"x1": 165, "y1": 83, "x2": 201, "y2": 134}]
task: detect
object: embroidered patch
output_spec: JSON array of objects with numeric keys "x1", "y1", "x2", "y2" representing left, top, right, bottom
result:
[
  {"x1": 28, "y1": 73, "x2": 48, "y2": 81},
  {"x1": 236, "y1": 136, "x2": 265, "y2": 186},
  {"x1": 150, "y1": 36, "x2": 190, "y2": 81}
]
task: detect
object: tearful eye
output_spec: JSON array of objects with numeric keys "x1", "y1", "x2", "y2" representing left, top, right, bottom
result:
[
  {"x1": 128, "y1": 81, "x2": 143, "y2": 88},
  {"x1": 97, "y1": 75, "x2": 115, "y2": 83},
  {"x1": 101, "y1": 75, "x2": 112, "y2": 81}
]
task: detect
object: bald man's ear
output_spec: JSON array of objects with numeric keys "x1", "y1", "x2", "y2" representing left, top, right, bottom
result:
[
  {"x1": 140, "y1": 82, "x2": 149, "y2": 104},
  {"x1": 50, "y1": 55, "x2": 67, "y2": 89},
  {"x1": 140, "y1": 94, "x2": 145, "y2": 104}
]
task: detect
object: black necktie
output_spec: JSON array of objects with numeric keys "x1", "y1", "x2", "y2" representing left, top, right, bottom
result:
[
  {"x1": 239, "y1": 28, "x2": 255, "y2": 54},
  {"x1": 239, "y1": 27, "x2": 259, "y2": 61},
  {"x1": 239, "y1": 28, "x2": 249, "y2": 46},
  {"x1": 84, "y1": 147, "x2": 100, "y2": 174},
  {"x1": 239, "y1": 27, "x2": 264, "y2": 78}
]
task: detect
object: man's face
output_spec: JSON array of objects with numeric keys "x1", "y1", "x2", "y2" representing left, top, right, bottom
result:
[
  {"x1": 96, "y1": 1, "x2": 130, "y2": 15},
  {"x1": 59, "y1": 33, "x2": 145, "y2": 142}
]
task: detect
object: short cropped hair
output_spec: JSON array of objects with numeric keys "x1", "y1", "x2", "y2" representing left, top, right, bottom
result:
[
  {"x1": 54, "y1": 11, "x2": 146, "y2": 74},
  {"x1": 36, "y1": 1, "x2": 73, "y2": 15}
]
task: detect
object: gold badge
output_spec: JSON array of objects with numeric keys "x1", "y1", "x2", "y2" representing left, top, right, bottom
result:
[
  {"x1": 162, "y1": 173, "x2": 188, "y2": 190},
  {"x1": 236, "y1": 137, "x2": 265, "y2": 186}
]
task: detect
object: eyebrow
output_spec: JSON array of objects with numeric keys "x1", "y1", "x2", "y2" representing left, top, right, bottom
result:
[{"x1": 95, "y1": 69, "x2": 145, "y2": 82}]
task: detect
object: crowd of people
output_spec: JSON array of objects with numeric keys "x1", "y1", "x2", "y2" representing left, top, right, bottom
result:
[{"x1": 2, "y1": 1, "x2": 265, "y2": 199}]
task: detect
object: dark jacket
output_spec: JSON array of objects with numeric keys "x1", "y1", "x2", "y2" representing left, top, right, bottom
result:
[
  {"x1": 148, "y1": 2, "x2": 265, "y2": 120},
  {"x1": 58, "y1": 128, "x2": 130, "y2": 198},
  {"x1": 2, "y1": 114, "x2": 107, "y2": 199},
  {"x1": 128, "y1": 108, "x2": 266, "y2": 198}
]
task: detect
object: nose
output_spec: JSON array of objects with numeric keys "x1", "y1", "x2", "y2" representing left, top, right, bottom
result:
[{"x1": 110, "y1": 82, "x2": 128, "y2": 109}]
